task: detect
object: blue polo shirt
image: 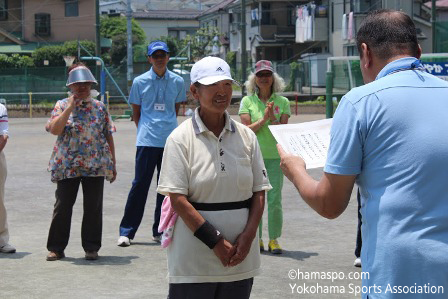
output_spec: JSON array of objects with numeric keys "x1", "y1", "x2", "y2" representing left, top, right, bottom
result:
[
  {"x1": 325, "y1": 57, "x2": 448, "y2": 298},
  {"x1": 129, "y1": 68, "x2": 186, "y2": 147}
]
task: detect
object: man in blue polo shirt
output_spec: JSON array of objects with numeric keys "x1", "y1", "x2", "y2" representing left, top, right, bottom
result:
[
  {"x1": 278, "y1": 10, "x2": 448, "y2": 298},
  {"x1": 118, "y1": 41, "x2": 186, "y2": 246}
]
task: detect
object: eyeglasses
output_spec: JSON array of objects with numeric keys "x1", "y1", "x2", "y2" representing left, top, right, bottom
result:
[
  {"x1": 151, "y1": 52, "x2": 167, "y2": 59},
  {"x1": 256, "y1": 72, "x2": 273, "y2": 78}
]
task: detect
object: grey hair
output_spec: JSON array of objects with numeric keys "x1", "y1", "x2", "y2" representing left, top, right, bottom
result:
[{"x1": 244, "y1": 71, "x2": 286, "y2": 95}]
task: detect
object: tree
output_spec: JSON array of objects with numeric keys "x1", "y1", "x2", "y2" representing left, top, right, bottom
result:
[
  {"x1": 181, "y1": 27, "x2": 221, "y2": 61},
  {"x1": 158, "y1": 35, "x2": 181, "y2": 57},
  {"x1": 109, "y1": 34, "x2": 142, "y2": 65},
  {"x1": 100, "y1": 16, "x2": 146, "y2": 42},
  {"x1": 100, "y1": 16, "x2": 147, "y2": 66}
]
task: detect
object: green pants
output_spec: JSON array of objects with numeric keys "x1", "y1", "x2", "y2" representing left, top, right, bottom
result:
[{"x1": 259, "y1": 159, "x2": 283, "y2": 240}]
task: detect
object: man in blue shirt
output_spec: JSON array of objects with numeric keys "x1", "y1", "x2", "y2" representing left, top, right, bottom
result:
[
  {"x1": 118, "y1": 41, "x2": 186, "y2": 246},
  {"x1": 278, "y1": 10, "x2": 448, "y2": 298}
]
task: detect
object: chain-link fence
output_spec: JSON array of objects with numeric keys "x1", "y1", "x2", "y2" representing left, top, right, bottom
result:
[
  {"x1": 1, "y1": 54, "x2": 447, "y2": 116},
  {"x1": 435, "y1": 21, "x2": 448, "y2": 53}
]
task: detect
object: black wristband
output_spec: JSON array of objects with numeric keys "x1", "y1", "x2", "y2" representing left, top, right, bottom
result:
[{"x1": 194, "y1": 220, "x2": 224, "y2": 249}]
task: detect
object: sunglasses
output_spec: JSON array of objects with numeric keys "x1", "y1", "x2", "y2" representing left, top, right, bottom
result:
[
  {"x1": 256, "y1": 72, "x2": 273, "y2": 78},
  {"x1": 151, "y1": 52, "x2": 167, "y2": 59}
]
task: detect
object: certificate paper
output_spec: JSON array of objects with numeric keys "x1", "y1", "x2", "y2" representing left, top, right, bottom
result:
[{"x1": 269, "y1": 118, "x2": 333, "y2": 169}]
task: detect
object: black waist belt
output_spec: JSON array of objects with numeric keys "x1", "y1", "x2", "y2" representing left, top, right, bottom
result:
[{"x1": 190, "y1": 198, "x2": 251, "y2": 211}]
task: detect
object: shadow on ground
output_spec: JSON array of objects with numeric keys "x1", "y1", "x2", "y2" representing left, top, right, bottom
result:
[
  {"x1": 60, "y1": 255, "x2": 140, "y2": 266},
  {"x1": 0, "y1": 252, "x2": 32, "y2": 259},
  {"x1": 262, "y1": 250, "x2": 318, "y2": 261}
]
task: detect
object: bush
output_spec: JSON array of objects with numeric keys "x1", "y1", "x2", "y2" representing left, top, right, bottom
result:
[
  {"x1": 31, "y1": 40, "x2": 96, "y2": 67},
  {"x1": 63, "y1": 40, "x2": 96, "y2": 57},
  {"x1": 0, "y1": 53, "x2": 35, "y2": 68},
  {"x1": 32, "y1": 45, "x2": 65, "y2": 67},
  {"x1": 0, "y1": 54, "x2": 13, "y2": 68}
]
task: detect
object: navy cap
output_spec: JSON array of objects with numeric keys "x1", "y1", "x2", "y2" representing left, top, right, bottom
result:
[{"x1": 147, "y1": 41, "x2": 169, "y2": 56}]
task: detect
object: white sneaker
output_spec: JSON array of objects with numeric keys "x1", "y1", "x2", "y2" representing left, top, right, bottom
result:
[
  {"x1": 354, "y1": 257, "x2": 362, "y2": 267},
  {"x1": 0, "y1": 243, "x2": 16, "y2": 253},
  {"x1": 152, "y1": 235, "x2": 161, "y2": 243},
  {"x1": 117, "y1": 236, "x2": 131, "y2": 247}
]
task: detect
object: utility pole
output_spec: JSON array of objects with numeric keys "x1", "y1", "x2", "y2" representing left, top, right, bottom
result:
[
  {"x1": 126, "y1": 0, "x2": 133, "y2": 93},
  {"x1": 241, "y1": 0, "x2": 247, "y2": 96},
  {"x1": 95, "y1": 0, "x2": 101, "y2": 79},
  {"x1": 431, "y1": 0, "x2": 437, "y2": 53}
]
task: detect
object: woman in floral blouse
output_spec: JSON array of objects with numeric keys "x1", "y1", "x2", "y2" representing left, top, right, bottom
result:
[{"x1": 45, "y1": 63, "x2": 116, "y2": 261}]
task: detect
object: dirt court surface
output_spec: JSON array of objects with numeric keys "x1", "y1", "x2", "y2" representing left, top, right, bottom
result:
[{"x1": 1, "y1": 114, "x2": 363, "y2": 299}]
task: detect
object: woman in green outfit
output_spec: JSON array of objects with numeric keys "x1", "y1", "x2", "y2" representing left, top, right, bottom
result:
[{"x1": 239, "y1": 60, "x2": 291, "y2": 254}]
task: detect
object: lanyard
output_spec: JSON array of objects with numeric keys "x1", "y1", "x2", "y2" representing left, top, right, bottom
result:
[{"x1": 382, "y1": 60, "x2": 425, "y2": 78}]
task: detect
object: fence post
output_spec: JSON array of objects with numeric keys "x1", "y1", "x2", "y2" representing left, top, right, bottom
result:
[
  {"x1": 106, "y1": 91, "x2": 110, "y2": 113},
  {"x1": 325, "y1": 71, "x2": 334, "y2": 118},
  {"x1": 28, "y1": 92, "x2": 33, "y2": 118},
  {"x1": 308, "y1": 57, "x2": 312, "y2": 96},
  {"x1": 101, "y1": 69, "x2": 106, "y2": 105},
  {"x1": 295, "y1": 94, "x2": 298, "y2": 116}
]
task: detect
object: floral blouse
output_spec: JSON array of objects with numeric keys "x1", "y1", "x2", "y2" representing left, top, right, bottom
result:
[{"x1": 47, "y1": 98, "x2": 116, "y2": 182}]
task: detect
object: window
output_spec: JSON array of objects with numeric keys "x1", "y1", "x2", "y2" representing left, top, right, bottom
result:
[
  {"x1": 168, "y1": 30, "x2": 178, "y2": 38},
  {"x1": 413, "y1": 1, "x2": 430, "y2": 21},
  {"x1": 331, "y1": 2, "x2": 334, "y2": 33},
  {"x1": 350, "y1": 0, "x2": 380, "y2": 14},
  {"x1": 276, "y1": 47, "x2": 282, "y2": 60},
  {"x1": 261, "y1": 3, "x2": 271, "y2": 25},
  {"x1": 65, "y1": 0, "x2": 79, "y2": 17},
  {"x1": 251, "y1": 5, "x2": 259, "y2": 27},
  {"x1": 0, "y1": 0, "x2": 7, "y2": 20},
  {"x1": 230, "y1": 13, "x2": 240, "y2": 31},
  {"x1": 346, "y1": 45, "x2": 358, "y2": 56},
  {"x1": 168, "y1": 30, "x2": 188, "y2": 39},
  {"x1": 35, "y1": 13, "x2": 51, "y2": 36},
  {"x1": 287, "y1": 5, "x2": 297, "y2": 26}
]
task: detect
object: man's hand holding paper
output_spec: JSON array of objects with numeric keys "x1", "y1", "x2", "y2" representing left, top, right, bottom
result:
[
  {"x1": 277, "y1": 144, "x2": 306, "y2": 183},
  {"x1": 269, "y1": 118, "x2": 333, "y2": 169}
]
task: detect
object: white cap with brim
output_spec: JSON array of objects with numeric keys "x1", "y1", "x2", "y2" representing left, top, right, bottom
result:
[{"x1": 191, "y1": 56, "x2": 240, "y2": 86}]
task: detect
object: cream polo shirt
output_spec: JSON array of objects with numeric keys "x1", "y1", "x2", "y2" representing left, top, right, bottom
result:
[{"x1": 157, "y1": 108, "x2": 272, "y2": 283}]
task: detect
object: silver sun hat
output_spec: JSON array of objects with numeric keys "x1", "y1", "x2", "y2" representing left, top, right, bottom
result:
[{"x1": 66, "y1": 66, "x2": 98, "y2": 87}]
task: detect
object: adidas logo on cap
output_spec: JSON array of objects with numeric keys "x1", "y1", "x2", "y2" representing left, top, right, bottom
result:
[{"x1": 190, "y1": 56, "x2": 235, "y2": 85}]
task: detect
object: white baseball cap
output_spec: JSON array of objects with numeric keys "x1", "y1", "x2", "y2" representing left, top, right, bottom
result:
[{"x1": 190, "y1": 56, "x2": 237, "y2": 85}]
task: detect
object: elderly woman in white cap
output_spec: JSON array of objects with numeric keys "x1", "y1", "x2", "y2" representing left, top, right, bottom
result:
[
  {"x1": 45, "y1": 63, "x2": 116, "y2": 261},
  {"x1": 157, "y1": 57, "x2": 271, "y2": 298}
]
